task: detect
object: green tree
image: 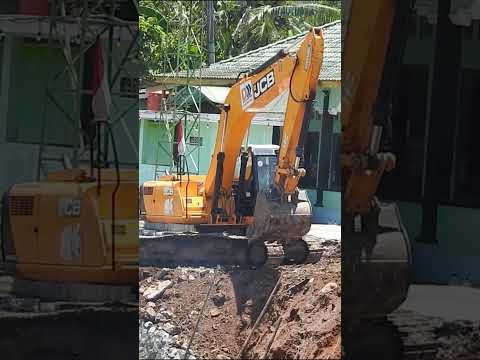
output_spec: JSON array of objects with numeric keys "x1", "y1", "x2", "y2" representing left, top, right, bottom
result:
[
  {"x1": 230, "y1": 1, "x2": 340, "y2": 55},
  {"x1": 139, "y1": 0, "x2": 341, "y2": 84},
  {"x1": 139, "y1": 0, "x2": 206, "y2": 84}
]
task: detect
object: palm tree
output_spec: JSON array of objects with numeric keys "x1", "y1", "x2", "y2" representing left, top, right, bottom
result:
[{"x1": 231, "y1": 1, "x2": 341, "y2": 55}]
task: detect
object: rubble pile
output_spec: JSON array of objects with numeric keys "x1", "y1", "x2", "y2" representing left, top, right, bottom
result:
[
  {"x1": 139, "y1": 225, "x2": 341, "y2": 360},
  {"x1": 244, "y1": 262, "x2": 341, "y2": 360},
  {"x1": 139, "y1": 318, "x2": 196, "y2": 360},
  {"x1": 391, "y1": 308, "x2": 480, "y2": 359},
  {"x1": 435, "y1": 321, "x2": 480, "y2": 359},
  {"x1": 139, "y1": 268, "x2": 203, "y2": 360}
]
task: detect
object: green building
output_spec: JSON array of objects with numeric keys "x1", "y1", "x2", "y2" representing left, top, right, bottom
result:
[
  {"x1": 0, "y1": 11, "x2": 138, "y2": 201},
  {"x1": 376, "y1": 2, "x2": 480, "y2": 284},
  {"x1": 139, "y1": 21, "x2": 341, "y2": 224}
]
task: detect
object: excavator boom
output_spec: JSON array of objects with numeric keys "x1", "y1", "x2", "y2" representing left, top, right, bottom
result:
[{"x1": 342, "y1": 1, "x2": 412, "y2": 356}]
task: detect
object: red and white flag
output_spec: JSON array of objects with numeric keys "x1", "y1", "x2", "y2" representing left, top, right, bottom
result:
[
  {"x1": 91, "y1": 38, "x2": 111, "y2": 121},
  {"x1": 176, "y1": 120, "x2": 186, "y2": 156}
]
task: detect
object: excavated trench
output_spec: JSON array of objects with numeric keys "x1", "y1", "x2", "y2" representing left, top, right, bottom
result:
[{"x1": 139, "y1": 224, "x2": 341, "y2": 360}]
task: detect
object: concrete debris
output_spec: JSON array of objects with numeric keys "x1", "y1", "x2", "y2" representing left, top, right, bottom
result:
[
  {"x1": 144, "y1": 280, "x2": 173, "y2": 301},
  {"x1": 145, "y1": 307, "x2": 156, "y2": 320},
  {"x1": 320, "y1": 282, "x2": 339, "y2": 295},
  {"x1": 163, "y1": 322, "x2": 180, "y2": 335},
  {"x1": 139, "y1": 319, "x2": 197, "y2": 360},
  {"x1": 209, "y1": 308, "x2": 221, "y2": 317}
]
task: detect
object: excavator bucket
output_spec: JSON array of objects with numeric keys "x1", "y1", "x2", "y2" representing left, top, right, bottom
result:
[{"x1": 246, "y1": 190, "x2": 312, "y2": 241}]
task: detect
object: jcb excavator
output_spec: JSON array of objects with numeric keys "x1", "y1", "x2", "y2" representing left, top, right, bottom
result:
[
  {"x1": 141, "y1": 27, "x2": 324, "y2": 267},
  {"x1": 342, "y1": 0, "x2": 412, "y2": 358},
  {"x1": 1, "y1": 123, "x2": 138, "y2": 302}
]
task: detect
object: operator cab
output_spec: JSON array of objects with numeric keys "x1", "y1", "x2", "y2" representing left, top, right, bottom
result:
[{"x1": 234, "y1": 144, "x2": 279, "y2": 217}]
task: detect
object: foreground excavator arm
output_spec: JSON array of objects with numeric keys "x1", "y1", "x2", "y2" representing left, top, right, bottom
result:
[
  {"x1": 342, "y1": 2, "x2": 413, "y2": 354},
  {"x1": 342, "y1": 0, "x2": 410, "y2": 215}
]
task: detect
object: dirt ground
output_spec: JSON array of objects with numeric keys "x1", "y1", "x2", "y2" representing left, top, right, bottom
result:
[{"x1": 139, "y1": 225, "x2": 341, "y2": 360}]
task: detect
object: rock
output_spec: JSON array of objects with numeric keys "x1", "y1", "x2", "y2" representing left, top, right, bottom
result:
[
  {"x1": 179, "y1": 275, "x2": 187, "y2": 282},
  {"x1": 147, "y1": 302, "x2": 156, "y2": 308},
  {"x1": 148, "y1": 325, "x2": 157, "y2": 334},
  {"x1": 169, "y1": 348, "x2": 186, "y2": 360},
  {"x1": 320, "y1": 282, "x2": 338, "y2": 295},
  {"x1": 144, "y1": 321, "x2": 153, "y2": 329},
  {"x1": 188, "y1": 274, "x2": 196, "y2": 281},
  {"x1": 146, "y1": 307, "x2": 157, "y2": 320},
  {"x1": 210, "y1": 308, "x2": 222, "y2": 317},
  {"x1": 305, "y1": 303, "x2": 315, "y2": 313},
  {"x1": 140, "y1": 268, "x2": 153, "y2": 280},
  {"x1": 155, "y1": 268, "x2": 169, "y2": 280},
  {"x1": 212, "y1": 292, "x2": 226, "y2": 306},
  {"x1": 155, "y1": 312, "x2": 170, "y2": 323},
  {"x1": 144, "y1": 280, "x2": 173, "y2": 300},
  {"x1": 163, "y1": 322, "x2": 180, "y2": 335}
]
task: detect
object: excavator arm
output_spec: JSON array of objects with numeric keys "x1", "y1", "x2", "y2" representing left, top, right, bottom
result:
[
  {"x1": 342, "y1": 1, "x2": 413, "y2": 345},
  {"x1": 206, "y1": 28, "x2": 324, "y2": 220},
  {"x1": 342, "y1": 0, "x2": 410, "y2": 214},
  {"x1": 274, "y1": 28, "x2": 324, "y2": 195},
  {"x1": 204, "y1": 49, "x2": 296, "y2": 219}
]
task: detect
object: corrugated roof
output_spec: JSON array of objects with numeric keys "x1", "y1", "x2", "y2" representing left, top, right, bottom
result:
[{"x1": 158, "y1": 20, "x2": 340, "y2": 84}]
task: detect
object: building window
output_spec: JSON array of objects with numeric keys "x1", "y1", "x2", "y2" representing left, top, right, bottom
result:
[
  {"x1": 328, "y1": 132, "x2": 341, "y2": 192},
  {"x1": 379, "y1": 64, "x2": 429, "y2": 201},
  {"x1": 188, "y1": 136, "x2": 203, "y2": 146},
  {"x1": 120, "y1": 77, "x2": 139, "y2": 98},
  {"x1": 300, "y1": 131, "x2": 320, "y2": 189},
  {"x1": 408, "y1": 12, "x2": 436, "y2": 40},
  {"x1": 452, "y1": 68, "x2": 480, "y2": 206}
]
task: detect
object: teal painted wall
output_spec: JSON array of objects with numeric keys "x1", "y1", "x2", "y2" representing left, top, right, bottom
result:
[
  {"x1": 3, "y1": 38, "x2": 138, "y2": 163},
  {"x1": 7, "y1": 40, "x2": 77, "y2": 145},
  {"x1": 397, "y1": 202, "x2": 480, "y2": 284},
  {"x1": 392, "y1": 35, "x2": 480, "y2": 284},
  {"x1": 139, "y1": 119, "x2": 273, "y2": 184}
]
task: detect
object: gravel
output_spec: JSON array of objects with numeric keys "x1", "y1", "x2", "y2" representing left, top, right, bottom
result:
[{"x1": 139, "y1": 318, "x2": 197, "y2": 360}]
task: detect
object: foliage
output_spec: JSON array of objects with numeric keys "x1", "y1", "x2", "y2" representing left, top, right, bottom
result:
[{"x1": 139, "y1": 0, "x2": 341, "y2": 84}]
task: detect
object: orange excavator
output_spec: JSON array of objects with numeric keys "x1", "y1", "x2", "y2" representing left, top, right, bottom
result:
[
  {"x1": 141, "y1": 27, "x2": 324, "y2": 267},
  {"x1": 342, "y1": 0, "x2": 412, "y2": 358},
  {"x1": 1, "y1": 124, "x2": 139, "y2": 302}
]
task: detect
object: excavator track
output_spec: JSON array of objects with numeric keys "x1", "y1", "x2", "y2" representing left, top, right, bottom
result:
[
  {"x1": 139, "y1": 232, "x2": 324, "y2": 269},
  {"x1": 0, "y1": 264, "x2": 137, "y2": 303}
]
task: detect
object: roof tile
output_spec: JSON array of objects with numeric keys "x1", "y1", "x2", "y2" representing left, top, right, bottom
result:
[{"x1": 161, "y1": 20, "x2": 340, "y2": 82}]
